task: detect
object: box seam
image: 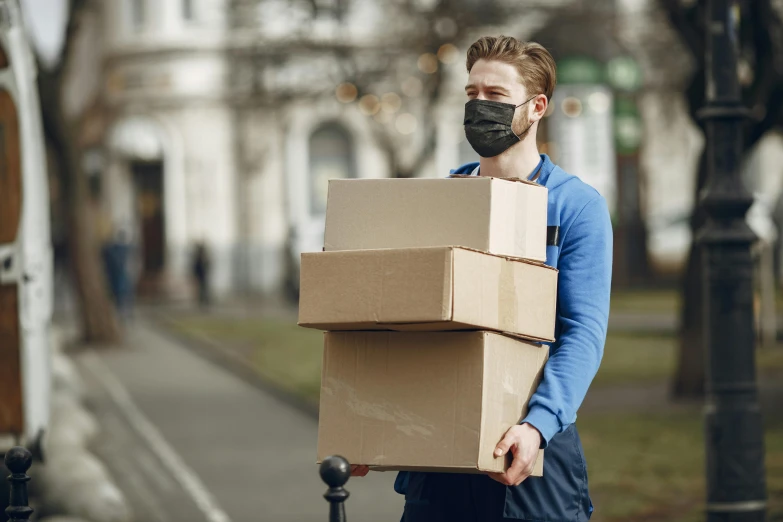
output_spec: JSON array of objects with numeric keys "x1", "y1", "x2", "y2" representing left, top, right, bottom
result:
[
  {"x1": 477, "y1": 332, "x2": 488, "y2": 470},
  {"x1": 449, "y1": 248, "x2": 456, "y2": 321}
]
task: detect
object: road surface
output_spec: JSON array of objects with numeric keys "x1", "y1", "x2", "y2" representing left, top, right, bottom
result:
[{"x1": 75, "y1": 323, "x2": 404, "y2": 522}]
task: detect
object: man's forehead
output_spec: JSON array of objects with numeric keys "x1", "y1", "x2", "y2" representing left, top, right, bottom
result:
[{"x1": 467, "y1": 60, "x2": 524, "y2": 90}]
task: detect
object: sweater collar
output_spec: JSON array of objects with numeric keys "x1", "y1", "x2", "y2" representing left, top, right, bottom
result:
[{"x1": 471, "y1": 154, "x2": 555, "y2": 185}]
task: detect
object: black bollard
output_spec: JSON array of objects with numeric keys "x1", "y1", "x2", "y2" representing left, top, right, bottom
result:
[
  {"x1": 319, "y1": 455, "x2": 351, "y2": 522},
  {"x1": 5, "y1": 447, "x2": 33, "y2": 522}
]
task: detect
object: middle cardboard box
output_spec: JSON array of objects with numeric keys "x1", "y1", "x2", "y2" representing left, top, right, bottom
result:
[{"x1": 298, "y1": 246, "x2": 558, "y2": 342}]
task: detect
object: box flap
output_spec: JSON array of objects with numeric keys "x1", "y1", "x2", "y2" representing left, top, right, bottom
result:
[
  {"x1": 450, "y1": 248, "x2": 557, "y2": 342},
  {"x1": 478, "y1": 332, "x2": 548, "y2": 475},
  {"x1": 305, "y1": 321, "x2": 555, "y2": 344},
  {"x1": 488, "y1": 178, "x2": 547, "y2": 262},
  {"x1": 449, "y1": 174, "x2": 545, "y2": 188},
  {"x1": 521, "y1": 182, "x2": 549, "y2": 262}
]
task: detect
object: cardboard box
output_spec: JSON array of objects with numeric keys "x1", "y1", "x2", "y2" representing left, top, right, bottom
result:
[
  {"x1": 299, "y1": 247, "x2": 557, "y2": 342},
  {"x1": 317, "y1": 331, "x2": 547, "y2": 475},
  {"x1": 324, "y1": 177, "x2": 548, "y2": 262}
]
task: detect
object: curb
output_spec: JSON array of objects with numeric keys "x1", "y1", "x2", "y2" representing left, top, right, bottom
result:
[{"x1": 33, "y1": 325, "x2": 133, "y2": 522}]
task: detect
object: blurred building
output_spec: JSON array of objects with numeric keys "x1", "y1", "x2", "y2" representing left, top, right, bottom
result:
[
  {"x1": 97, "y1": 0, "x2": 401, "y2": 299},
  {"x1": 80, "y1": 0, "x2": 783, "y2": 299},
  {"x1": 99, "y1": 1, "x2": 237, "y2": 298}
]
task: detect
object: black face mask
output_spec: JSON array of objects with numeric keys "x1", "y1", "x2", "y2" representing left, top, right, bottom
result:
[{"x1": 463, "y1": 96, "x2": 536, "y2": 158}]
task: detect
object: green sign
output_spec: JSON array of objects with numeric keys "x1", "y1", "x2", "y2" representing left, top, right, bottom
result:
[
  {"x1": 614, "y1": 96, "x2": 643, "y2": 154},
  {"x1": 557, "y1": 57, "x2": 604, "y2": 85},
  {"x1": 606, "y1": 56, "x2": 643, "y2": 92},
  {"x1": 558, "y1": 55, "x2": 643, "y2": 92}
]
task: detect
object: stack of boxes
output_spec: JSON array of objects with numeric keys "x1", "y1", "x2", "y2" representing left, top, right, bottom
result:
[{"x1": 299, "y1": 176, "x2": 556, "y2": 476}]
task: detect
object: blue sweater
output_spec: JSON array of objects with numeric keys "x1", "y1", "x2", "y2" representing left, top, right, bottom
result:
[
  {"x1": 456, "y1": 154, "x2": 613, "y2": 445},
  {"x1": 394, "y1": 154, "x2": 612, "y2": 497}
]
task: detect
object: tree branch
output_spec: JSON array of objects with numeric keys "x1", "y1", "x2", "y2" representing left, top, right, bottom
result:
[
  {"x1": 743, "y1": 0, "x2": 783, "y2": 148},
  {"x1": 657, "y1": 0, "x2": 704, "y2": 59}
]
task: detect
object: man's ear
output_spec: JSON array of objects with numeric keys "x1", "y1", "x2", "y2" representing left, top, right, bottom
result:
[{"x1": 532, "y1": 94, "x2": 548, "y2": 121}]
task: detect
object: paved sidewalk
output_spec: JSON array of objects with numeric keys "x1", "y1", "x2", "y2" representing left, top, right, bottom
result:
[{"x1": 75, "y1": 322, "x2": 403, "y2": 522}]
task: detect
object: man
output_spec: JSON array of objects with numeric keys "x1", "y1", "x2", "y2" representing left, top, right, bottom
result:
[{"x1": 353, "y1": 36, "x2": 612, "y2": 521}]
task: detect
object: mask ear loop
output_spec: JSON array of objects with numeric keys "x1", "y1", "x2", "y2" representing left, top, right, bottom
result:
[
  {"x1": 513, "y1": 94, "x2": 547, "y2": 183},
  {"x1": 514, "y1": 94, "x2": 538, "y2": 109},
  {"x1": 511, "y1": 122, "x2": 535, "y2": 142},
  {"x1": 511, "y1": 95, "x2": 539, "y2": 141}
]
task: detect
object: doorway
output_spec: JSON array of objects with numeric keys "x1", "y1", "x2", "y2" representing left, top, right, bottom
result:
[{"x1": 131, "y1": 160, "x2": 165, "y2": 294}]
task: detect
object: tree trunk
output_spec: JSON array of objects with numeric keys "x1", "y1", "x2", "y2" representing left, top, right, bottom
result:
[
  {"x1": 37, "y1": 37, "x2": 121, "y2": 344},
  {"x1": 61, "y1": 128, "x2": 121, "y2": 343}
]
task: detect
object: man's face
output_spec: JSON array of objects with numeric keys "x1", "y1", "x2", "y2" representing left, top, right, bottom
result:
[{"x1": 465, "y1": 59, "x2": 536, "y2": 138}]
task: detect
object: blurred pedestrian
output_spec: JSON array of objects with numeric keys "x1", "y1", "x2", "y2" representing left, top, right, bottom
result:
[
  {"x1": 191, "y1": 241, "x2": 211, "y2": 308},
  {"x1": 102, "y1": 228, "x2": 135, "y2": 321}
]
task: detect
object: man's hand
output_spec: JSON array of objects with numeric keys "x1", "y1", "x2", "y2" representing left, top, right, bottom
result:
[
  {"x1": 350, "y1": 465, "x2": 370, "y2": 477},
  {"x1": 489, "y1": 423, "x2": 542, "y2": 487}
]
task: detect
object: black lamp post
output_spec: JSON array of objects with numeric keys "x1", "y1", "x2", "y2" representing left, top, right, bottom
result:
[{"x1": 698, "y1": 1, "x2": 767, "y2": 520}]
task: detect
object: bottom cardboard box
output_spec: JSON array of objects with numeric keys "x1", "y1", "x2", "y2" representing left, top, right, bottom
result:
[{"x1": 317, "y1": 331, "x2": 548, "y2": 475}]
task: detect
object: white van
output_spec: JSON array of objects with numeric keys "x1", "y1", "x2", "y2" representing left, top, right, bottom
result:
[{"x1": 0, "y1": 0, "x2": 52, "y2": 459}]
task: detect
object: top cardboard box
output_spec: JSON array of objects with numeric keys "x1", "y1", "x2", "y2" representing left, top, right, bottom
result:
[{"x1": 324, "y1": 177, "x2": 548, "y2": 262}]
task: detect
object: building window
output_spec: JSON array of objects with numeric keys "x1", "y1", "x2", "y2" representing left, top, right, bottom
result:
[
  {"x1": 309, "y1": 122, "x2": 354, "y2": 215},
  {"x1": 130, "y1": 0, "x2": 145, "y2": 30},
  {"x1": 183, "y1": 0, "x2": 194, "y2": 21}
]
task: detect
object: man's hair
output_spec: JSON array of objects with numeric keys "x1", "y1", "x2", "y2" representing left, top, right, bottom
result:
[{"x1": 466, "y1": 36, "x2": 557, "y2": 100}]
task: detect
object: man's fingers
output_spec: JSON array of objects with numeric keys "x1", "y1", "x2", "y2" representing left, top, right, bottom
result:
[
  {"x1": 488, "y1": 472, "x2": 513, "y2": 486},
  {"x1": 490, "y1": 465, "x2": 531, "y2": 487},
  {"x1": 511, "y1": 455, "x2": 536, "y2": 486},
  {"x1": 513, "y1": 465, "x2": 534, "y2": 486},
  {"x1": 494, "y1": 434, "x2": 515, "y2": 457},
  {"x1": 350, "y1": 465, "x2": 370, "y2": 477},
  {"x1": 501, "y1": 443, "x2": 538, "y2": 486},
  {"x1": 505, "y1": 444, "x2": 528, "y2": 477},
  {"x1": 488, "y1": 473, "x2": 505, "y2": 484}
]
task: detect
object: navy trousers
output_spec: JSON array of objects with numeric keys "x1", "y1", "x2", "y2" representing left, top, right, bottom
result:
[{"x1": 399, "y1": 425, "x2": 592, "y2": 522}]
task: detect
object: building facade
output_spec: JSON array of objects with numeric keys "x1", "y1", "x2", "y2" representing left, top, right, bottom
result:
[{"x1": 94, "y1": 0, "x2": 783, "y2": 300}]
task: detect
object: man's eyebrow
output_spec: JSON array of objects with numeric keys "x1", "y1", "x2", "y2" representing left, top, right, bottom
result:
[
  {"x1": 464, "y1": 84, "x2": 510, "y2": 93},
  {"x1": 485, "y1": 85, "x2": 510, "y2": 93}
]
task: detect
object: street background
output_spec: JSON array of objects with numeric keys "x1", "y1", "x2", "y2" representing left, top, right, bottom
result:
[{"x1": 2, "y1": 0, "x2": 783, "y2": 521}]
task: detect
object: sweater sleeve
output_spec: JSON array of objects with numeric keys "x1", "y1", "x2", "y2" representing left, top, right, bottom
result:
[{"x1": 521, "y1": 195, "x2": 613, "y2": 446}]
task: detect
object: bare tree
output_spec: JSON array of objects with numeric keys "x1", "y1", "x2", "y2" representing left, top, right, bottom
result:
[
  {"x1": 37, "y1": 0, "x2": 120, "y2": 343},
  {"x1": 659, "y1": 0, "x2": 783, "y2": 397},
  {"x1": 227, "y1": 0, "x2": 566, "y2": 178}
]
